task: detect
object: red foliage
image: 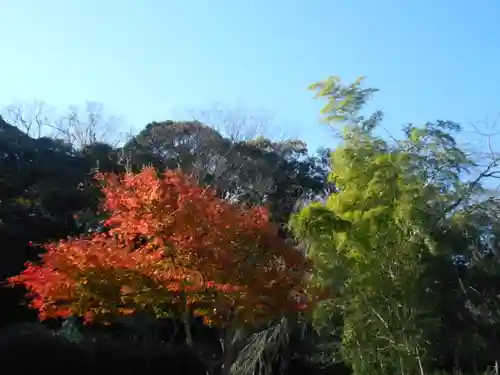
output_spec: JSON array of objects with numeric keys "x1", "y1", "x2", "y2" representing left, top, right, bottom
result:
[{"x1": 9, "y1": 167, "x2": 309, "y2": 326}]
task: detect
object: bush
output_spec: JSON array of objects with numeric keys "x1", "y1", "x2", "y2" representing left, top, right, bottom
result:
[
  {"x1": 0, "y1": 323, "x2": 88, "y2": 374},
  {"x1": 0, "y1": 323, "x2": 207, "y2": 375}
]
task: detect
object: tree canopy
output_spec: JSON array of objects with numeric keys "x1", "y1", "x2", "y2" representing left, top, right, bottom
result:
[
  {"x1": 290, "y1": 76, "x2": 500, "y2": 375},
  {"x1": 10, "y1": 167, "x2": 308, "y2": 328}
]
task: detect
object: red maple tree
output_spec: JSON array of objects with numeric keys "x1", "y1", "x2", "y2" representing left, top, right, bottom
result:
[{"x1": 9, "y1": 167, "x2": 309, "y2": 327}]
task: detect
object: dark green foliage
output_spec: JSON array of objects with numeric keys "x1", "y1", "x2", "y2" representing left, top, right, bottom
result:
[
  {"x1": 123, "y1": 119, "x2": 328, "y2": 227},
  {"x1": 0, "y1": 117, "x2": 111, "y2": 325}
]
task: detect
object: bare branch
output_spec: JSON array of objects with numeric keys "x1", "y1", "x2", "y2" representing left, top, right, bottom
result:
[
  {"x1": 2, "y1": 101, "x2": 126, "y2": 150},
  {"x1": 2, "y1": 100, "x2": 53, "y2": 139},
  {"x1": 184, "y1": 104, "x2": 279, "y2": 142}
]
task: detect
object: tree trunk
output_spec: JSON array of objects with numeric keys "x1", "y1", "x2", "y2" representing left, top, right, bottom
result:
[
  {"x1": 220, "y1": 323, "x2": 236, "y2": 375},
  {"x1": 182, "y1": 293, "x2": 194, "y2": 346}
]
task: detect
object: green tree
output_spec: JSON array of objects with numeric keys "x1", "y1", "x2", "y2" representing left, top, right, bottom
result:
[{"x1": 291, "y1": 76, "x2": 500, "y2": 375}]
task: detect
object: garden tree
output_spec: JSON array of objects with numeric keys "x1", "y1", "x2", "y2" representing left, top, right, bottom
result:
[
  {"x1": 9, "y1": 167, "x2": 309, "y2": 374},
  {"x1": 182, "y1": 105, "x2": 329, "y2": 222},
  {"x1": 290, "y1": 76, "x2": 500, "y2": 375},
  {"x1": 379, "y1": 120, "x2": 500, "y2": 372},
  {"x1": 123, "y1": 120, "x2": 229, "y2": 182},
  {"x1": 254, "y1": 139, "x2": 331, "y2": 227}
]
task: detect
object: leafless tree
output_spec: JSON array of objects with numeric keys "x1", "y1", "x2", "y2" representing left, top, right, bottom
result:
[
  {"x1": 184, "y1": 103, "x2": 294, "y2": 142},
  {"x1": 2, "y1": 101, "x2": 126, "y2": 150},
  {"x1": 2, "y1": 100, "x2": 51, "y2": 139}
]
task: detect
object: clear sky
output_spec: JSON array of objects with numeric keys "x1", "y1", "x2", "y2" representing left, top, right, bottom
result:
[{"x1": 1, "y1": 0, "x2": 500, "y2": 151}]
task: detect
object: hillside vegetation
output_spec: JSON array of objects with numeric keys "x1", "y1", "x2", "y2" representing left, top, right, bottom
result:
[{"x1": 0, "y1": 76, "x2": 499, "y2": 375}]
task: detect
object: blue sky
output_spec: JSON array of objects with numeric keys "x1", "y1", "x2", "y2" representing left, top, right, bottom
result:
[{"x1": 1, "y1": 0, "x2": 500, "y2": 152}]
